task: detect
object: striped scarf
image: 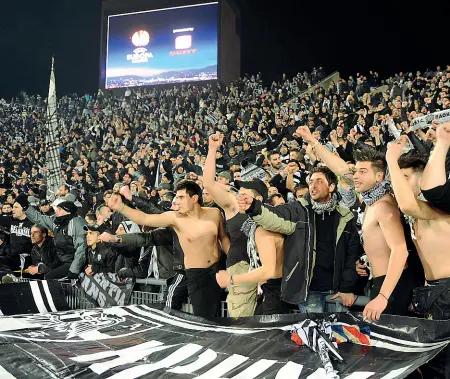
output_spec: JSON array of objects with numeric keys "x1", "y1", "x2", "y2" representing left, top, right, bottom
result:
[
  {"x1": 360, "y1": 181, "x2": 390, "y2": 206},
  {"x1": 311, "y1": 194, "x2": 338, "y2": 215}
]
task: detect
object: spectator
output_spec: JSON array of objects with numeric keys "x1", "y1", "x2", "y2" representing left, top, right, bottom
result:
[
  {"x1": 267, "y1": 193, "x2": 285, "y2": 206},
  {"x1": 39, "y1": 199, "x2": 54, "y2": 216},
  {"x1": 24, "y1": 198, "x2": 87, "y2": 279},
  {"x1": 0, "y1": 195, "x2": 33, "y2": 277},
  {"x1": 84, "y1": 223, "x2": 116, "y2": 276},
  {"x1": 237, "y1": 167, "x2": 361, "y2": 313},
  {"x1": 26, "y1": 225, "x2": 58, "y2": 277}
]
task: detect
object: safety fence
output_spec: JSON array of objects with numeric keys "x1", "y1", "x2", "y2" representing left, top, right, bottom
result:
[{"x1": 18, "y1": 278, "x2": 230, "y2": 317}]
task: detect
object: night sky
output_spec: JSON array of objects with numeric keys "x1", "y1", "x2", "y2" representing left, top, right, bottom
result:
[{"x1": 1, "y1": 0, "x2": 449, "y2": 99}]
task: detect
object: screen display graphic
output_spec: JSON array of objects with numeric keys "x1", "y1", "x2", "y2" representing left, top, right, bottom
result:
[{"x1": 106, "y1": 2, "x2": 218, "y2": 88}]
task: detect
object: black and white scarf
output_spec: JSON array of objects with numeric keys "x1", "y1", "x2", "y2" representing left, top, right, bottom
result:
[
  {"x1": 338, "y1": 184, "x2": 357, "y2": 209},
  {"x1": 360, "y1": 181, "x2": 390, "y2": 206},
  {"x1": 241, "y1": 218, "x2": 260, "y2": 270},
  {"x1": 311, "y1": 194, "x2": 338, "y2": 215},
  {"x1": 403, "y1": 193, "x2": 426, "y2": 240}
]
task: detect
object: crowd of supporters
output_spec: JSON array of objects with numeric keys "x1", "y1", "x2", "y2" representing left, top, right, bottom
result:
[{"x1": 1, "y1": 65, "x2": 450, "y2": 376}]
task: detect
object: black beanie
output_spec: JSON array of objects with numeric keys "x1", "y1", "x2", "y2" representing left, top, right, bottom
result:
[{"x1": 57, "y1": 201, "x2": 78, "y2": 215}]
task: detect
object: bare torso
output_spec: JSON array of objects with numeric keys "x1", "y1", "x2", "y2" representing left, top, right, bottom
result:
[
  {"x1": 255, "y1": 227, "x2": 284, "y2": 280},
  {"x1": 362, "y1": 195, "x2": 404, "y2": 278},
  {"x1": 173, "y1": 207, "x2": 221, "y2": 269},
  {"x1": 272, "y1": 232, "x2": 284, "y2": 279},
  {"x1": 413, "y1": 216, "x2": 450, "y2": 281}
]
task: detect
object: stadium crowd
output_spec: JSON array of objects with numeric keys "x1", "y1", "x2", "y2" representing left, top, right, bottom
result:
[{"x1": 0, "y1": 64, "x2": 450, "y2": 376}]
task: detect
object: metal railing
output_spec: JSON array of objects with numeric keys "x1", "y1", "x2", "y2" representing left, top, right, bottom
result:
[{"x1": 17, "y1": 278, "x2": 367, "y2": 317}]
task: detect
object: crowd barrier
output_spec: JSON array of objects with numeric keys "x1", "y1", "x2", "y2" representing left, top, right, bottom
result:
[
  {"x1": 17, "y1": 278, "x2": 230, "y2": 317},
  {"x1": 16, "y1": 278, "x2": 370, "y2": 317}
]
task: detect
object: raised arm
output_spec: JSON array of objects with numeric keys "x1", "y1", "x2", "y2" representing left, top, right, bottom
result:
[
  {"x1": 387, "y1": 142, "x2": 438, "y2": 220},
  {"x1": 25, "y1": 205, "x2": 55, "y2": 231},
  {"x1": 204, "y1": 133, "x2": 237, "y2": 214},
  {"x1": 297, "y1": 126, "x2": 353, "y2": 184},
  {"x1": 421, "y1": 122, "x2": 450, "y2": 191},
  {"x1": 237, "y1": 195, "x2": 300, "y2": 235},
  {"x1": 108, "y1": 194, "x2": 176, "y2": 228},
  {"x1": 217, "y1": 212, "x2": 230, "y2": 254}
]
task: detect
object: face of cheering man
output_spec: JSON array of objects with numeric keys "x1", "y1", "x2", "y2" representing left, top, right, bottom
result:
[
  {"x1": 40, "y1": 203, "x2": 50, "y2": 214},
  {"x1": 86, "y1": 231, "x2": 101, "y2": 248},
  {"x1": 269, "y1": 153, "x2": 282, "y2": 170},
  {"x1": 55, "y1": 206, "x2": 70, "y2": 218},
  {"x1": 58, "y1": 185, "x2": 69, "y2": 197},
  {"x1": 309, "y1": 172, "x2": 335, "y2": 203},
  {"x1": 401, "y1": 167, "x2": 422, "y2": 197},
  {"x1": 174, "y1": 189, "x2": 199, "y2": 215},
  {"x1": 12, "y1": 202, "x2": 25, "y2": 219},
  {"x1": 353, "y1": 161, "x2": 384, "y2": 193}
]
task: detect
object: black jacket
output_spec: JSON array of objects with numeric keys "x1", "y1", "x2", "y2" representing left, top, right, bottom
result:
[
  {"x1": 120, "y1": 227, "x2": 184, "y2": 272},
  {"x1": 246, "y1": 197, "x2": 362, "y2": 304},
  {"x1": 86, "y1": 243, "x2": 117, "y2": 274},
  {"x1": 25, "y1": 207, "x2": 87, "y2": 275},
  {"x1": 115, "y1": 228, "x2": 176, "y2": 279},
  {"x1": 30, "y1": 237, "x2": 59, "y2": 274}
]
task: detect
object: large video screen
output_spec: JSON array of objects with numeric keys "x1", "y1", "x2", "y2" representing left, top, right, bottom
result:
[{"x1": 105, "y1": 2, "x2": 218, "y2": 89}]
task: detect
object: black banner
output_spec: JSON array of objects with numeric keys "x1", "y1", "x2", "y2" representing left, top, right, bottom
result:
[
  {"x1": 0, "y1": 280, "x2": 69, "y2": 315},
  {"x1": 0, "y1": 305, "x2": 448, "y2": 378},
  {"x1": 79, "y1": 272, "x2": 135, "y2": 307}
]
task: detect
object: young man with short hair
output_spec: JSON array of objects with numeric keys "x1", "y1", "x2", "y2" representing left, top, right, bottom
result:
[
  {"x1": 108, "y1": 180, "x2": 230, "y2": 318},
  {"x1": 237, "y1": 166, "x2": 361, "y2": 314},
  {"x1": 387, "y1": 141, "x2": 450, "y2": 378},
  {"x1": 84, "y1": 223, "x2": 117, "y2": 276},
  {"x1": 206, "y1": 133, "x2": 288, "y2": 316},
  {"x1": 298, "y1": 125, "x2": 415, "y2": 321}
]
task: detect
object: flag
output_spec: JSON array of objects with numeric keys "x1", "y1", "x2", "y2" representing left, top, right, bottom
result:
[
  {"x1": 45, "y1": 57, "x2": 63, "y2": 201},
  {"x1": 0, "y1": 280, "x2": 69, "y2": 315},
  {"x1": 241, "y1": 161, "x2": 267, "y2": 181},
  {"x1": 79, "y1": 272, "x2": 135, "y2": 308},
  {"x1": 0, "y1": 305, "x2": 448, "y2": 378}
]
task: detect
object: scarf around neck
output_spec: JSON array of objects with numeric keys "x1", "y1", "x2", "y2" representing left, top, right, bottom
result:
[
  {"x1": 361, "y1": 181, "x2": 390, "y2": 206},
  {"x1": 311, "y1": 193, "x2": 338, "y2": 215},
  {"x1": 53, "y1": 213, "x2": 75, "y2": 229},
  {"x1": 338, "y1": 184, "x2": 357, "y2": 208},
  {"x1": 403, "y1": 193, "x2": 426, "y2": 240}
]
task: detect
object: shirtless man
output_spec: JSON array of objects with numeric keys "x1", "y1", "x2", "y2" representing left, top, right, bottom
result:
[
  {"x1": 215, "y1": 180, "x2": 288, "y2": 315},
  {"x1": 387, "y1": 140, "x2": 450, "y2": 378},
  {"x1": 108, "y1": 179, "x2": 230, "y2": 318},
  {"x1": 205, "y1": 132, "x2": 285, "y2": 316},
  {"x1": 297, "y1": 125, "x2": 413, "y2": 321}
]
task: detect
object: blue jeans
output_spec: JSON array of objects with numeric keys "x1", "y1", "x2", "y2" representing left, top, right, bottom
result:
[{"x1": 298, "y1": 290, "x2": 348, "y2": 313}]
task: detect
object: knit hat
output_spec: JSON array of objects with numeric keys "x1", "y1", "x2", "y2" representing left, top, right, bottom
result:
[{"x1": 57, "y1": 201, "x2": 78, "y2": 215}]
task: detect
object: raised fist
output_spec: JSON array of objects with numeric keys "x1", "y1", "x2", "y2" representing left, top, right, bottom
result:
[
  {"x1": 108, "y1": 194, "x2": 124, "y2": 212},
  {"x1": 208, "y1": 133, "x2": 224, "y2": 150},
  {"x1": 100, "y1": 232, "x2": 118, "y2": 243},
  {"x1": 295, "y1": 125, "x2": 315, "y2": 144},
  {"x1": 119, "y1": 185, "x2": 132, "y2": 201},
  {"x1": 236, "y1": 194, "x2": 254, "y2": 213}
]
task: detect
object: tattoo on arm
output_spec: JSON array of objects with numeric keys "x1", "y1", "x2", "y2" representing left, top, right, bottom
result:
[{"x1": 343, "y1": 170, "x2": 355, "y2": 187}]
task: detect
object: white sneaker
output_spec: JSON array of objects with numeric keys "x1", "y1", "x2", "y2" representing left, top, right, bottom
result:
[{"x1": 2, "y1": 274, "x2": 18, "y2": 284}]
